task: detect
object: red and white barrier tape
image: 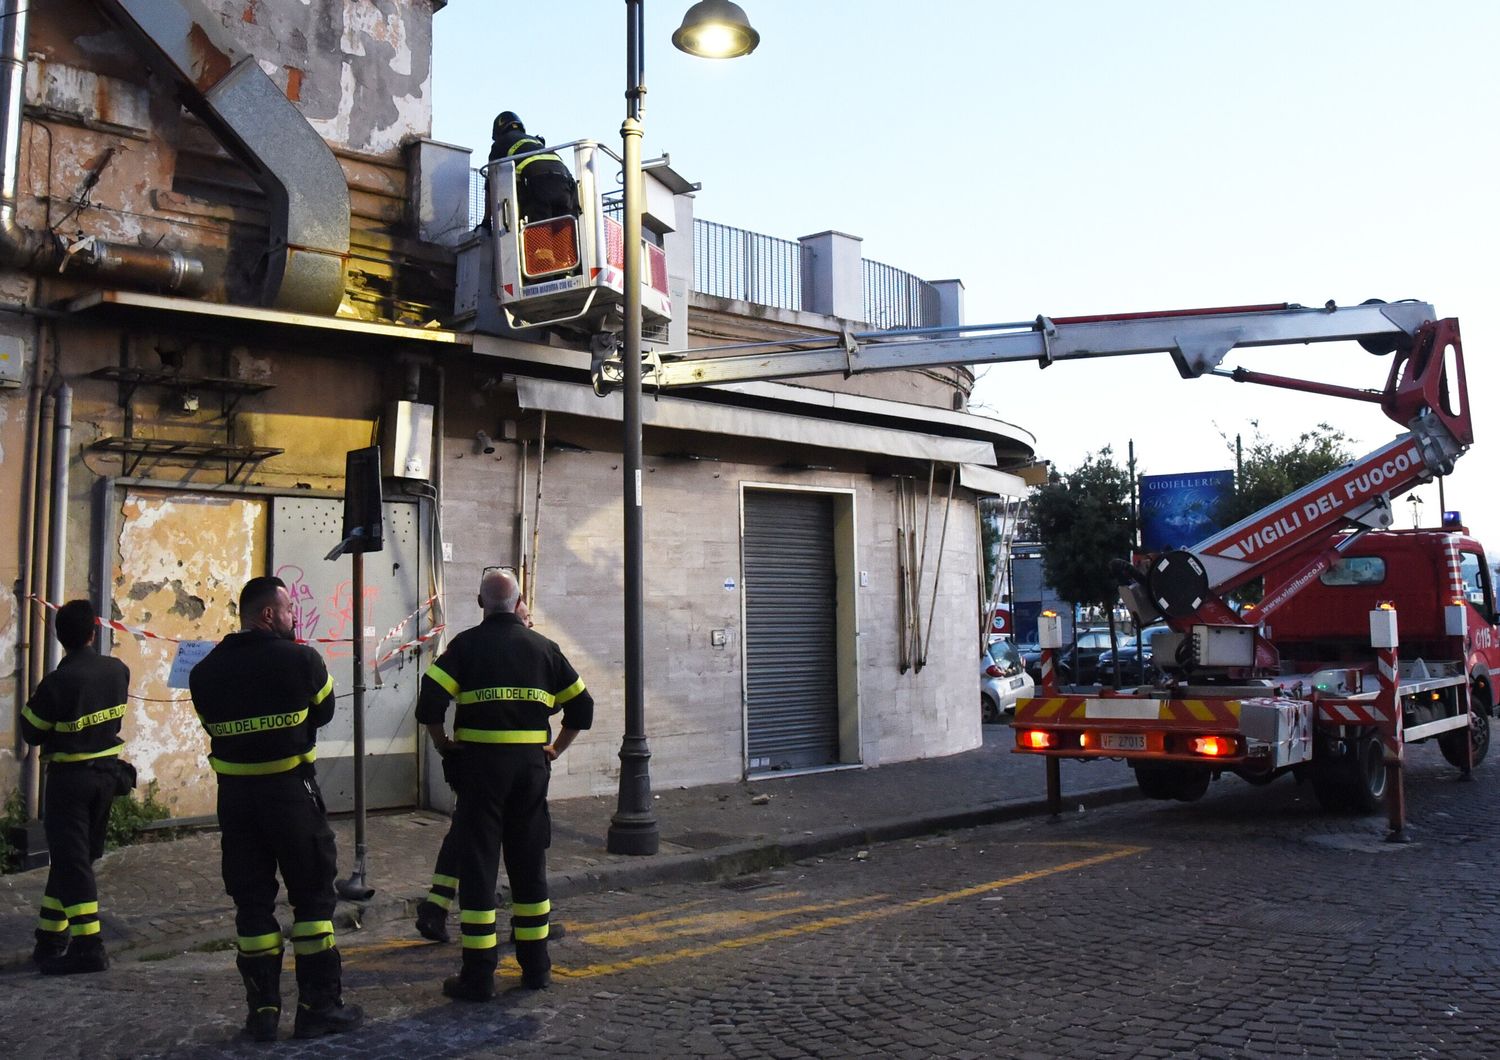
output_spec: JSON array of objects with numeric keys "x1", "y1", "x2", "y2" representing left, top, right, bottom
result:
[
  {"x1": 373, "y1": 594, "x2": 440, "y2": 657},
  {"x1": 375, "y1": 624, "x2": 446, "y2": 668},
  {"x1": 27, "y1": 594, "x2": 352, "y2": 645}
]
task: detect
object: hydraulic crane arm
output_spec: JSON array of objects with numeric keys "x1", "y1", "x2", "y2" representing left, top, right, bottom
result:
[
  {"x1": 606, "y1": 297, "x2": 1472, "y2": 675},
  {"x1": 639, "y1": 300, "x2": 1438, "y2": 389}
]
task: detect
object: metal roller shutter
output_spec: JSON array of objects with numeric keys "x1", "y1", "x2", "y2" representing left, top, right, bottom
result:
[{"x1": 744, "y1": 491, "x2": 840, "y2": 770}]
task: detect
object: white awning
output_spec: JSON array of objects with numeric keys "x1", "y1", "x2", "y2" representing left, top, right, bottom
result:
[
  {"x1": 959, "y1": 463, "x2": 1027, "y2": 497},
  {"x1": 513, "y1": 377, "x2": 996, "y2": 466}
]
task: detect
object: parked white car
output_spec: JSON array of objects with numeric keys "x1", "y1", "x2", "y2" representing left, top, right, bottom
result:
[{"x1": 982, "y1": 638, "x2": 1035, "y2": 723}]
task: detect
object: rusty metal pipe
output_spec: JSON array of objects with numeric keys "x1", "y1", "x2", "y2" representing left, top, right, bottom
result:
[{"x1": 0, "y1": 0, "x2": 208, "y2": 293}]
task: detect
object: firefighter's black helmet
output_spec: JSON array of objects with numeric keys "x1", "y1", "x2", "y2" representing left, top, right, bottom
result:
[{"x1": 494, "y1": 111, "x2": 524, "y2": 138}]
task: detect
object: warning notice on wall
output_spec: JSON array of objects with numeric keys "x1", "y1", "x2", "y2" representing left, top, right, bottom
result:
[{"x1": 167, "y1": 640, "x2": 216, "y2": 689}]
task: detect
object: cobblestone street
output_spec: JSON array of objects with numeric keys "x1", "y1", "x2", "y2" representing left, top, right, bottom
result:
[{"x1": 4, "y1": 742, "x2": 1497, "y2": 1057}]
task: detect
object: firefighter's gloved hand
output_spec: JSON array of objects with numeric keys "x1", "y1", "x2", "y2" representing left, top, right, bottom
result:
[{"x1": 440, "y1": 745, "x2": 465, "y2": 789}]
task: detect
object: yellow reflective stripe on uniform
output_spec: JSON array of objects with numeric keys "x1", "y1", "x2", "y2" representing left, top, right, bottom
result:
[
  {"x1": 204, "y1": 707, "x2": 308, "y2": 738},
  {"x1": 514, "y1": 153, "x2": 562, "y2": 176},
  {"x1": 238, "y1": 931, "x2": 283, "y2": 955},
  {"x1": 461, "y1": 934, "x2": 498, "y2": 949},
  {"x1": 514, "y1": 925, "x2": 549, "y2": 941},
  {"x1": 454, "y1": 728, "x2": 548, "y2": 744},
  {"x1": 37, "y1": 916, "x2": 68, "y2": 932},
  {"x1": 291, "y1": 920, "x2": 334, "y2": 938},
  {"x1": 554, "y1": 678, "x2": 585, "y2": 706},
  {"x1": 511, "y1": 899, "x2": 550, "y2": 918},
  {"x1": 52, "y1": 704, "x2": 127, "y2": 733},
  {"x1": 41, "y1": 895, "x2": 65, "y2": 912},
  {"x1": 209, "y1": 750, "x2": 317, "y2": 775},
  {"x1": 459, "y1": 909, "x2": 497, "y2": 924},
  {"x1": 47, "y1": 746, "x2": 122, "y2": 763},
  {"x1": 70, "y1": 920, "x2": 102, "y2": 936},
  {"x1": 456, "y1": 686, "x2": 555, "y2": 706},
  {"x1": 64, "y1": 900, "x2": 99, "y2": 918},
  {"x1": 292, "y1": 934, "x2": 336, "y2": 955},
  {"x1": 21, "y1": 705, "x2": 54, "y2": 731},
  {"x1": 432, "y1": 873, "x2": 459, "y2": 889},
  {"x1": 311, "y1": 674, "x2": 334, "y2": 706},
  {"x1": 426, "y1": 664, "x2": 460, "y2": 696}
]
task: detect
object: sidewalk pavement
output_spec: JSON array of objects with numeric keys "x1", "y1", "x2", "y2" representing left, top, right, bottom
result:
[{"x1": 0, "y1": 726, "x2": 1138, "y2": 971}]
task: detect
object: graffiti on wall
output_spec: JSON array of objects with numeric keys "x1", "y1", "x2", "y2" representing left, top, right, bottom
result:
[{"x1": 276, "y1": 563, "x2": 379, "y2": 660}]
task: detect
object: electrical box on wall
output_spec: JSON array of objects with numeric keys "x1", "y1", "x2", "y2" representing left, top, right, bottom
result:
[
  {"x1": 381, "y1": 401, "x2": 435, "y2": 481},
  {"x1": 0, "y1": 334, "x2": 26, "y2": 386}
]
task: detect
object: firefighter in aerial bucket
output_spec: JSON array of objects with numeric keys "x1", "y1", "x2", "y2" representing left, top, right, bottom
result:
[{"x1": 485, "y1": 111, "x2": 580, "y2": 227}]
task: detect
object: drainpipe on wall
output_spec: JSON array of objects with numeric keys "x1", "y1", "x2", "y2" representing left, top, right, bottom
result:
[
  {"x1": 14, "y1": 375, "x2": 44, "y2": 814},
  {"x1": 20, "y1": 379, "x2": 56, "y2": 817},
  {"x1": 0, "y1": 0, "x2": 207, "y2": 293},
  {"x1": 44, "y1": 383, "x2": 71, "y2": 677}
]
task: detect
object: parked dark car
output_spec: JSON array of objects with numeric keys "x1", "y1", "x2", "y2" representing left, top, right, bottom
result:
[
  {"x1": 1019, "y1": 629, "x2": 1115, "y2": 686},
  {"x1": 1094, "y1": 623, "x2": 1171, "y2": 684}
]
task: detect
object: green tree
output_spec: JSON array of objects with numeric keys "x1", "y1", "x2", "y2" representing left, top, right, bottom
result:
[
  {"x1": 1219, "y1": 422, "x2": 1353, "y2": 527},
  {"x1": 1030, "y1": 448, "x2": 1135, "y2": 616}
]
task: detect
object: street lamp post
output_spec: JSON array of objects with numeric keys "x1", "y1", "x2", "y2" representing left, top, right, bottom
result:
[
  {"x1": 606, "y1": 0, "x2": 759, "y2": 856},
  {"x1": 1409, "y1": 493, "x2": 1423, "y2": 529}
]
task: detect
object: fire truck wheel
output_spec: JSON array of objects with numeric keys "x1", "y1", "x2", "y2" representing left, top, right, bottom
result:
[
  {"x1": 1346, "y1": 735, "x2": 1388, "y2": 813},
  {"x1": 1438, "y1": 699, "x2": 1490, "y2": 770},
  {"x1": 1133, "y1": 764, "x2": 1209, "y2": 802},
  {"x1": 1133, "y1": 765, "x2": 1178, "y2": 800},
  {"x1": 1310, "y1": 735, "x2": 1387, "y2": 812}
]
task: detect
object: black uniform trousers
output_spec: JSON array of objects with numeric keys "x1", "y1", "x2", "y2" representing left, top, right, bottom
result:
[
  {"x1": 519, "y1": 168, "x2": 578, "y2": 223},
  {"x1": 451, "y1": 745, "x2": 551, "y2": 978},
  {"x1": 36, "y1": 761, "x2": 116, "y2": 943},
  {"x1": 217, "y1": 771, "x2": 338, "y2": 962}
]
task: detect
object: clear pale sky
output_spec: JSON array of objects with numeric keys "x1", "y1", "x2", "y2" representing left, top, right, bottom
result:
[{"x1": 433, "y1": 2, "x2": 1500, "y2": 539}]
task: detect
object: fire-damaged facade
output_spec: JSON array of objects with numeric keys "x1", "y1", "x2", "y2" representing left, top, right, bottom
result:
[{"x1": 0, "y1": 0, "x2": 1036, "y2": 822}]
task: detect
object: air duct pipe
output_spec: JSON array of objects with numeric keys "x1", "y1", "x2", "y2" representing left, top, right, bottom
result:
[
  {"x1": 96, "y1": 0, "x2": 351, "y2": 314},
  {"x1": 0, "y1": 0, "x2": 206, "y2": 293}
]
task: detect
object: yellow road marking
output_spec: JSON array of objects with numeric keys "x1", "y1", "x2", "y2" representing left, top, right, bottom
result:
[
  {"x1": 340, "y1": 938, "x2": 434, "y2": 957},
  {"x1": 579, "y1": 894, "x2": 887, "y2": 949},
  {"x1": 556, "y1": 844, "x2": 1146, "y2": 980},
  {"x1": 567, "y1": 898, "x2": 712, "y2": 933}
]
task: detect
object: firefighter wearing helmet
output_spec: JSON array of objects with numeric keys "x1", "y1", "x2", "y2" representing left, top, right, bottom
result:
[{"x1": 485, "y1": 111, "x2": 579, "y2": 226}]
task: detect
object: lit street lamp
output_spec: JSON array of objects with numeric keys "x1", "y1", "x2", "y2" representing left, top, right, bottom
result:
[{"x1": 608, "y1": 0, "x2": 759, "y2": 856}]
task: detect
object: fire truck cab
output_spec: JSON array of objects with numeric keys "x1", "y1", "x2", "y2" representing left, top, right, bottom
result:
[{"x1": 1264, "y1": 528, "x2": 1500, "y2": 736}]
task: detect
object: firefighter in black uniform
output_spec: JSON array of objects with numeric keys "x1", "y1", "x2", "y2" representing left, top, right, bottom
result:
[
  {"x1": 189, "y1": 576, "x2": 362, "y2": 1042},
  {"x1": 415, "y1": 598, "x2": 570, "y2": 946},
  {"x1": 417, "y1": 568, "x2": 593, "y2": 1000},
  {"x1": 485, "y1": 110, "x2": 579, "y2": 226},
  {"x1": 20, "y1": 599, "x2": 133, "y2": 975}
]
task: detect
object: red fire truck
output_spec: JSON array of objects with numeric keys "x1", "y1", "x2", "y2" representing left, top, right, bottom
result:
[{"x1": 615, "y1": 298, "x2": 1482, "y2": 828}]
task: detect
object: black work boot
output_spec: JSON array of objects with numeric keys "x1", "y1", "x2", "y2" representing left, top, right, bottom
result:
[
  {"x1": 443, "y1": 950, "x2": 497, "y2": 1001},
  {"x1": 38, "y1": 935, "x2": 109, "y2": 976},
  {"x1": 31, "y1": 930, "x2": 69, "y2": 966},
  {"x1": 236, "y1": 951, "x2": 283, "y2": 1043},
  {"x1": 292, "y1": 949, "x2": 364, "y2": 1039},
  {"x1": 415, "y1": 900, "x2": 450, "y2": 943},
  {"x1": 515, "y1": 938, "x2": 551, "y2": 990}
]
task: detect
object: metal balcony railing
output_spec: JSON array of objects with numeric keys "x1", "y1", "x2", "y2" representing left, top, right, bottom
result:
[
  {"x1": 693, "y1": 218, "x2": 802, "y2": 312},
  {"x1": 862, "y1": 258, "x2": 942, "y2": 331}
]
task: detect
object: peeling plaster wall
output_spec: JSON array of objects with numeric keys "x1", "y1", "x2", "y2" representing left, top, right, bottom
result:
[
  {"x1": 202, "y1": 0, "x2": 434, "y2": 158},
  {"x1": 110, "y1": 490, "x2": 267, "y2": 816}
]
